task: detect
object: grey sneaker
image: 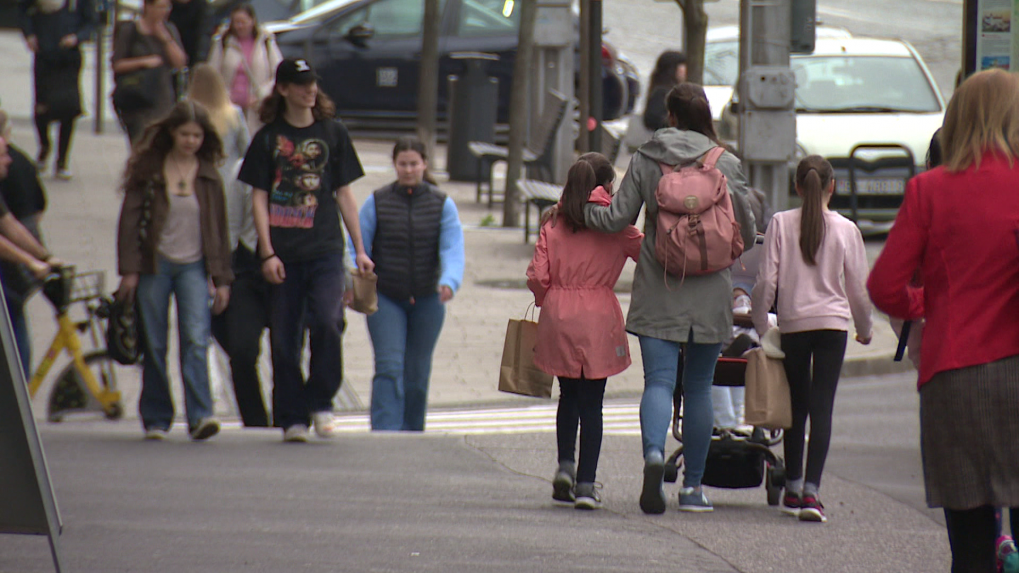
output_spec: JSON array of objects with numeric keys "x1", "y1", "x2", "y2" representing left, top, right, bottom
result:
[
  {"x1": 574, "y1": 482, "x2": 602, "y2": 510},
  {"x1": 283, "y1": 424, "x2": 310, "y2": 443},
  {"x1": 189, "y1": 418, "x2": 220, "y2": 441},
  {"x1": 639, "y1": 452, "x2": 667, "y2": 515},
  {"x1": 678, "y1": 487, "x2": 714, "y2": 513},
  {"x1": 552, "y1": 462, "x2": 576, "y2": 503}
]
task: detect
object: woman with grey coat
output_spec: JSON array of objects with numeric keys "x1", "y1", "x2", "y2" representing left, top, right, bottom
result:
[{"x1": 585, "y1": 83, "x2": 756, "y2": 515}]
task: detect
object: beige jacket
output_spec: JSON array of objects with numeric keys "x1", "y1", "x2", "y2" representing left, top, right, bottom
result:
[{"x1": 207, "y1": 28, "x2": 283, "y2": 107}]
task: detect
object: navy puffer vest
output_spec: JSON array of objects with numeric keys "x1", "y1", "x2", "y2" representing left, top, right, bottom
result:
[{"x1": 372, "y1": 182, "x2": 447, "y2": 301}]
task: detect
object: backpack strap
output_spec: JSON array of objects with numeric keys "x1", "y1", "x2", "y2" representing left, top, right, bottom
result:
[
  {"x1": 659, "y1": 162, "x2": 674, "y2": 176},
  {"x1": 702, "y1": 146, "x2": 726, "y2": 169}
]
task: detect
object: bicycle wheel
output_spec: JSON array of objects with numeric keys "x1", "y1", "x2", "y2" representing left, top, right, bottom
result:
[{"x1": 47, "y1": 350, "x2": 124, "y2": 422}]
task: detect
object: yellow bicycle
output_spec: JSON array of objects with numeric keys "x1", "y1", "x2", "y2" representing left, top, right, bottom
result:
[{"x1": 27, "y1": 266, "x2": 124, "y2": 422}]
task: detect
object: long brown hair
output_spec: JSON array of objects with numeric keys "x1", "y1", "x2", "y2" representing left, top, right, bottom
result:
[
  {"x1": 392, "y1": 136, "x2": 437, "y2": 186},
  {"x1": 940, "y1": 69, "x2": 1019, "y2": 172},
  {"x1": 795, "y1": 155, "x2": 833, "y2": 266},
  {"x1": 124, "y1": 101, "x2": 224, "y2": 192},
  {"x1": 223, "y1": 3, "x2": 259, "y2": 42},
  {"x1": 665, "y1": 83, "x2": 720, "y2": 145},
  {"x1": 576, "y1": 151, "x2": 615, "y2": 189},
  {"x1": 558, "y1": 158, "x2": 599, "y2": 232},
  {"x1": 258, "y1": 82, "x2": 337, "y2": 125}
]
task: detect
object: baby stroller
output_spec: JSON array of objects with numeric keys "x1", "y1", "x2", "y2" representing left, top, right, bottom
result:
[
  {"x1": 662, "y1": 234, "x2": 786, "y2": 506},
  {"x1": 664, "y1": 342, "x2": 786, "y2": 506}
]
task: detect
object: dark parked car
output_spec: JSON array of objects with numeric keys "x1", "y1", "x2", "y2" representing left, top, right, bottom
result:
[{"x1": 261, "y1": 0, "x2": 639, "y2": 125}]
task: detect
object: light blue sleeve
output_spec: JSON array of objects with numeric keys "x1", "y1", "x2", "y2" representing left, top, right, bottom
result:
[
  {"x1": 349, "y1": 193, "x2": 376, "y2": 264},
  {"x1": 438, "y1": 197, "x2": 465, "y2": 292}
]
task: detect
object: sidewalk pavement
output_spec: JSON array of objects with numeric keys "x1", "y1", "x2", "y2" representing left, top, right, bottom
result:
[{"x1": 0, "y1": 423, "x2": 951, "y2": 573}]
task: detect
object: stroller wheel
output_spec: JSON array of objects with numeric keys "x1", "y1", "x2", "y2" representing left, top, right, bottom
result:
[
  {"x1": 768, "y1": 429, "x2": 784, "y2": 446},
  {"x1": 664, "y1": 450, "x2": 682, "y2": 483},
  {"x1": 766, "y1": 465, "x2": 783, "y2": 506}
]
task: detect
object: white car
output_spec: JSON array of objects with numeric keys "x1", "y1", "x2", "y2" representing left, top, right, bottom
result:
[{"x1": 717, "y1": 35, "x2": 945, "y2": 232}]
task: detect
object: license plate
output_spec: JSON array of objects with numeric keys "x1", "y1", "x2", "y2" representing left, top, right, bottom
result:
[{"x1": 835, "y1": 178, "x2": 905, "y2": 195}]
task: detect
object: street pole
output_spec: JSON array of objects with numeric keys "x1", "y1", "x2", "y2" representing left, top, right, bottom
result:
[
  {"x1": 503, "y1": 0, "x2": 536, "y2": 228},
  {"x1": 587, "y1": 0, "x2": 602, "y2": 153},
  {"x1": 94, "y1": 16, "x2": 105, "y2": 134},
  {"x1": 577, "y1": 0, "x2": 590, "y2": 153},
  {"x1": 416, "y1": 0, "x2": 440, "y2": 159}
]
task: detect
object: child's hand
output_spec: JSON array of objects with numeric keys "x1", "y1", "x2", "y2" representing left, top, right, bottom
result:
[{"x1": 855, "y1": 332, "x2": 872, "y2": 345}]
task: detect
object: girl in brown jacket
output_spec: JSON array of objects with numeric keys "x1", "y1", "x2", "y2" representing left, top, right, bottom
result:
[{"x1": 116, "y1": 101, "x2": 233, "y2": 441}]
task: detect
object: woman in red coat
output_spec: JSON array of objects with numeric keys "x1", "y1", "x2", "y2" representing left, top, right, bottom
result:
[
  {"x1": 867, "y1": 69, "x2": 1019, "y2": 571},
  {"x1": 527, "y1": 152, "x2": 642, "y2": 510}
]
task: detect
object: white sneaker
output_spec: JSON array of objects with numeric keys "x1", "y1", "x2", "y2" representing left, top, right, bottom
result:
[
  {"x1": 283, "y1": 424, "x2": 310, "y2": 443},
  {"x1": 144, "y1": 428, "x2": 169, "y2": 441},
  {"x1": 312, "y1": 412, "x2": 337, "y2": 438}
]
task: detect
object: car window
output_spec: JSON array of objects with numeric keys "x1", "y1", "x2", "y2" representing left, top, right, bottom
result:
[
  {"x1": 457, "y1": 0, "x2": 520, "y2": 37},
  {"x1": 793, "y1": 56, "x2": 942, "y2": 113},
  {"x1": 328, "y1": 0, "x2": 447, "y2": 39},
  {"x1": 704, "y1": 40, "x2": 739, "y2": 87}
]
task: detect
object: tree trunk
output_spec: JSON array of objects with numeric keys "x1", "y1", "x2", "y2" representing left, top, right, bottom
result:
[
  {"x1": 503, "y1": 0, "x2": 536, "y2": 228},
  {"x1": 677, "y1": 0, "x2": 709, "y2": 86},
  {"x1": 416, "y1": 0, "x2": 441, "y2": 159}
]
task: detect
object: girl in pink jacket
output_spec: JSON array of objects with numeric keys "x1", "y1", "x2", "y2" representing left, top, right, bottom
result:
[{"x1": 527, "y1": 153, "x2": 643, "y2": 510}]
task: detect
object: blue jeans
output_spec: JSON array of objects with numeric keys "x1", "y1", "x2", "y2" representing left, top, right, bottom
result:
[
  {"x1": 136, "y1": 258, "x2": 213, "y2": 431},
  {"x1": 269, "y1": 252, "x2": 345, "y2": 429},
  {"x1": 367, "y1": 292, "x2": 445, "y2": 431},
  {"x1": 638, "y1": 335, "x2": 722, "y2": 488},
  {"x1": 3, "y1": 285, "x2": 31, "y2": 379}
]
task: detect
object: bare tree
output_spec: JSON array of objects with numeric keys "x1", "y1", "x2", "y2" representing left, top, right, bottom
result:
[
  {"x1": 503, "y1": 0, "x2": 537, "y2": 228},
  {"x1": 416, "y1": 0, "x2": 441, "y2": 159},
  {"x1": 674, "y1": 0, "x2": 709, "y2": 85}
]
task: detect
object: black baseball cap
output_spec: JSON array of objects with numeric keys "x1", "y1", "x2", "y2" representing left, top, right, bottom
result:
[{"x1": 275, "y1": 58, "x2": 320, "y2": 86}]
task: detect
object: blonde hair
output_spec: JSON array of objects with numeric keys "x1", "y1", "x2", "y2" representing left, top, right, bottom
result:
[
  {"x1": 941, "y1": 69, "x2": 1019, "y2": 172},
  {"x1": 187, "y1": 64, "x2": 239, "y2": 138}
]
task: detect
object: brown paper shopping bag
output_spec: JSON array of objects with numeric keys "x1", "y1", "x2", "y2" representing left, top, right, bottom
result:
[
  {"x1": 743, "y1": 347, "x2": 792, "y2": 429},
  {"x1": 498, "y1": 317, "x2": 553, "y2": 399},
  {"x1": 350, "y1": 269, "x2": 378, "y2": 315}
]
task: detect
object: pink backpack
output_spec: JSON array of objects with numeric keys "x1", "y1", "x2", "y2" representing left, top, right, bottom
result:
[{"x1": 654, "y1": 147, "x2": 744, "y2": 280}]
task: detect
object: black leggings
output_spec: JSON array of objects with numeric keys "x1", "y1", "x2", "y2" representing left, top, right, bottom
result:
[
  {"x1": 781, "y1": 329, "x2": 847, "y2": 487},
  {"x1": 556, "y1": 376, "x2": 607, "y2": 484},
  {"x1": 942, "y1": 505, "x2": 1019, "y2": 572},
  {"x1": 35, "y1": 114, "x2": 75, "y2": 168}
]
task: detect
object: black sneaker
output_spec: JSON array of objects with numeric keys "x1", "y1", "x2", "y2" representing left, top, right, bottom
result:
[
  {"x1": 781, "y1": 491, "x2": 801, "y2": 516},
  {"x1": 552, "y1": 463, "x2": 575, "y2": 503},
  {"x1": 639, "y1": 455, "x2": 667, "y2": 515},
  {"x1": 189, "y1": 418, "x2": 220, "y2": 441},
  {"x1": 799, "y1": 493, "x2": 827, "y2": 523},
  {"x1": 574, "y1": 482, "x2": 602, "y2": 510}
]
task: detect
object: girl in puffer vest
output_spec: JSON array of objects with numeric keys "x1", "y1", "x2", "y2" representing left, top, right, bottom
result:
[{"x1": 526, "y1": 152, "x2": 643, "y2": 510}]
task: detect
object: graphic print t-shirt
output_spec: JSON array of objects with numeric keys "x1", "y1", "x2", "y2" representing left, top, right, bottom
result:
[{"x1": 239, "y1": 118, "x2": 364, "y2": 262}]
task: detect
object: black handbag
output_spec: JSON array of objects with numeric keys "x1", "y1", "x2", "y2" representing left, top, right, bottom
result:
[
  {"x1": 104, "y1": 296, "x2": 140, "y2": 365},
  {"x1": 112, "y1": 22, "x2": 161, "y2": 113}
]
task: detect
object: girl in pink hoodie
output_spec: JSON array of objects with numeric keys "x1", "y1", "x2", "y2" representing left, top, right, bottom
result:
[
  {"x1": 527, "y1": 152, "x2": 643, "y2": 510},
  {"x1": 751, "y1": 155, "x2": 873, "y2": 523}
]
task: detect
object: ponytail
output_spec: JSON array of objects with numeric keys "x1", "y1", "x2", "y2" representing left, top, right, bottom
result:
[
  {"x1": 794, "y1": 155, "x2": 834, "y2": 266},
  {"x1": 558, "y1": 159, "x2": 598, "y2": 232}
]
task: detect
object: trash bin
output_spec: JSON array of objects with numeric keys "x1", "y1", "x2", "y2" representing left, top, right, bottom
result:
[{"x1": 446, "y1": 52, "x2": 499, "y2": 182}]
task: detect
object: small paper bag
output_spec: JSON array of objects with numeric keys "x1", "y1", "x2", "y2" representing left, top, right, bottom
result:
[
  {"x1": 350, "y1": 269, "x2": 378, "y2": 315},
  {"x1": 498, "y1": 318, "x2": 553, "y2": 399},
  {"x1": 743, "y1": 347, "x2": 792, "y2": 429}
]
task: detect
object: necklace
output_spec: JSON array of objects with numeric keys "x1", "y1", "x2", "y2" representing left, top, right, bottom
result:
[{"x1": 170, "y1": 154, "x2": 196, "y2": 194}]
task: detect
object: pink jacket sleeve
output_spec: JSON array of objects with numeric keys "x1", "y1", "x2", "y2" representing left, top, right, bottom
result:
[
  {"x1": 867, "y1": 179, "x2": 926, "y2": 320},
  {"x1": 751, "y1": 219, "x2": 781, "y2": 337},
  {"x1": 844, "y1": 225, "x2": 874, "y2": 338},
  {"x1": 526, "y1": 224, "x2": 551, "y2": 307}
]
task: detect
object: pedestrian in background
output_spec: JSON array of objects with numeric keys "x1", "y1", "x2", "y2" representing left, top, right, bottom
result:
[
  {"x1": 868, "y1": 69, "x2": 1019, "y2": 571},
  {"x1": 0, "y1": 110, "x2": 49, "y2": 378},
  {"x1": 19, "y1": 0, "x2": 96, "y2": 180},
  {"x1": 643, "y1": 51, "x2": 687, "y2": 132},
  {"x1": 207, "y1": 3, "x2": 283, "y2": 134},
  {"x1": 527, "y1": 152, "x2": 641, "y2": 510},
  {"x1": 752, "y1": 154, "x2": 873, "y2": 523},
  {"x1": 116, "y1": 101, "x2": 233, "y2": 442},
  {"x1": 111, "y1": 0, "x2": 187, "y2": 145},
  {"x1": 168, "y1": 0, "x2": 211, "y2": 67},
  {"x1": 356, "y1": 136, "x2": 464, "y2": 432},
  {"x1": 238, "y1": 58, "x2": 372, "y2": 443},
  {"x1": 188, "y1": 63, "x2": 269, "y2": 426},
  {"x1": 585, "y1": 83, "x2": 756, "y2": 515}
]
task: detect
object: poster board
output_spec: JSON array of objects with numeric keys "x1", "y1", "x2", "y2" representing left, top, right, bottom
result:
[
  {"x1": 0, "y1": 287, "x2": 65, "y2": 572},
  {"x1": 967, "y1": 0, "x2": 1019, "y2": 73}
]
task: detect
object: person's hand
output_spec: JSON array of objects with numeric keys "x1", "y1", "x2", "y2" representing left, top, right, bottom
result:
[
  {"x1": 25, "y1": 35, "x2": 38, "y2": 53},
  {"x1": 212, "y1": 285, "x2": 230, "y2": 315},
  {"x1": 59, "y1": 34, "x2": 78, "y2": 48},
  {"x1": 856, "y1": 332, "x2": 872, "y2": 345},
  {"x1": 144, "y1": 55, "x2": 164, "y2": 68},
  {"x1": 152, "y1": 22, "x2": 173, "y2": 44},
  {"x1": 342, "y1": 289, "x2": 354, "y2": 307},
  {"x1": 261, "y1": 255, "x2": 286, "y2": 284},
  {"x1": 27, "y1": 258, "x2": 51, "y2": 280},
  {"x1": 117, "y1": 273, "x2": 140, "y2": 304},
  {"x1": 355, "y1": 252, "x2": 374, "y2": 275},
  {"x1": 438, "y1": 285, "x2": 454, "y2": 303}
]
